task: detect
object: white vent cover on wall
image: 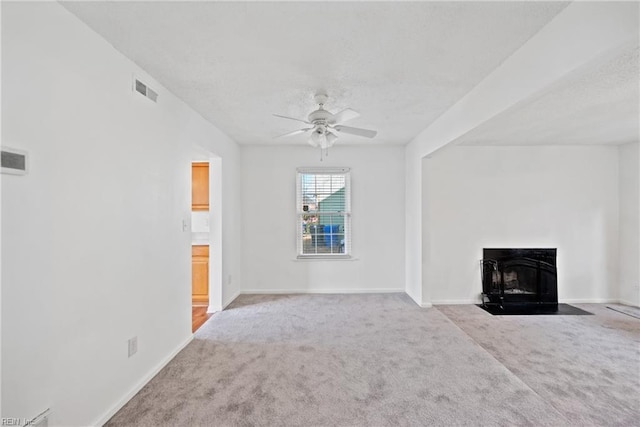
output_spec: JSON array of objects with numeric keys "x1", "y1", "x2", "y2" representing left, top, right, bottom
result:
[
  {"x1": 133, "y1": 76, "x2": 158, "y2": 102},
  {"x1": 1, "y1": 147, "x2": 28, "y2": 175}
]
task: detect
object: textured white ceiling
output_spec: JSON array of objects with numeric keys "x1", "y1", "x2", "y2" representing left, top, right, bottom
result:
[
  {"x1": 61, "y1": 1, "x2": 569, "y2": 145},
  {"x1": 457, "y1": 42, "x2": 640, "y2": 146}
]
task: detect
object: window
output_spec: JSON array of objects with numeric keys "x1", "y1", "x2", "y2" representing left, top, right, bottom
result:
[{"x1": 296, "y1": 168, "x2": 351, "y2": 258}]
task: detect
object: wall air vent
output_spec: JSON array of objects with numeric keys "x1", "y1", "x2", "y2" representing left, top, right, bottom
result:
[
  {"x1": 133, "y1": 77, "x2": 158, "y2": 102},
  {"x1": 1, "y1": 147, "x2": 28, "y2": 175}
]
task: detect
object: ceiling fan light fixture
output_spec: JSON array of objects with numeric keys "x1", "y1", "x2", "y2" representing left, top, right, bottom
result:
[
  {"x1": 326, "y1": 132, "x2": 338, "y2": 147},
  {"x1": 309, "y1": 128, "x2": 335, "y2": 148},
  {"x1": 309, "y1": 130, "x2": 321, "y2": 147}
]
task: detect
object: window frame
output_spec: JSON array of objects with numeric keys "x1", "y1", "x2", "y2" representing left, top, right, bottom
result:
[{"x1": 296, "y1": 167, "x2": 352, "y2": 259}]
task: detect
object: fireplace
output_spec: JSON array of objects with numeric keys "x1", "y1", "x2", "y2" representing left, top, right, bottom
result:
[{"x1": 481, "y1": 248, "x2": 558, "y2": 312}]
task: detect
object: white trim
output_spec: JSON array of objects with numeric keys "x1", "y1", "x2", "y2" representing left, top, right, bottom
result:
[
  {"x1": 293, "y1": 257, "x2": 358, "y2": 262},
  {"x1": 403, "y1": 291, "x2": 431, "y2": 308},
  {"x1": 431, "y1": 299, "x2": 482, "y2": 305},
  {"x1": 222, "y1": 290, "x2": 241, "y2": 309},
  {"x1": 92, "y1": 334, "x2": 194, "y2": 427},
  {"x1": 240, "y1": 289, "x2": 404, "y2": 295},
  {"x1": 208, "y1": 157, "x2": 224, "y2": 314},
  {"x1": 405, "y1": 288, "x2": 421, "y2": 306},
  {"x1": 297, "y1": 166, "x2": 350, "y2": 174},
  {"x1": 617, "y1": 299, "x2": 640, "y2": 308},
  {"x1": 559, "y1": 298, "x2": 620, "y2": 304}
]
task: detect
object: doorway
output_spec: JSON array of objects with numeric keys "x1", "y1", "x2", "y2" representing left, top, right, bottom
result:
[{"x1": 190, "y1": 151, "x2": 222, "y2": 332}]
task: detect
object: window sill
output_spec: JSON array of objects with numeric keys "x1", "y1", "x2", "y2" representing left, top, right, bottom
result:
[{"x1": 293, "y1": 256, "x2": 358, "y2": 262}]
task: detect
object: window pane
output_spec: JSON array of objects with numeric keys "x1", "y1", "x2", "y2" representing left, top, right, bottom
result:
[
  {"x1": 331, "y1": 175, "x2": 345, "y2": 191},
  {"x1": 301, "y1": 214, "x2": 346, "y2": 254},
  {"x1": 303, "y1": 174, "x2": 316, "y2": 190},
  {"x1": 315, "y1": 175, "x2": 332, "y2": 195},
  {"x1": 319, "y1": 189, "x2": 345, "y2": 212},
  {"x1": 298, "y1": 170, "x2": 350, "y2": 257},
  {"x1": 301, "y1": 173, "x2": 346, "y2": 212}
]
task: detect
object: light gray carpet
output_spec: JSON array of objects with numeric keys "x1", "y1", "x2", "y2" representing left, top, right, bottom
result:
[
  {"x1": 438, "y1": 304, "x2": 640, "y2": 426},
  {"x1": 106, "y1": 294, "x2": 639, "y2": 426}
]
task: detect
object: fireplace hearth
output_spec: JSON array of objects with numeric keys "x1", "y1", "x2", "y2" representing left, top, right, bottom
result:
[{"x1": 481, "y1": 248, "x2": 558, "y2": 313}]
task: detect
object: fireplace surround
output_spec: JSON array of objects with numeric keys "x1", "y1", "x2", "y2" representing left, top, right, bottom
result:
[{"x1": 481, "y1": 248, "x2": 558, "y2": 312}]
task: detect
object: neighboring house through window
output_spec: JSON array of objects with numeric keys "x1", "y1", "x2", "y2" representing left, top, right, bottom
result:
[{"x1": 296, "y1": 167, "x2": 351, "y2": 258}]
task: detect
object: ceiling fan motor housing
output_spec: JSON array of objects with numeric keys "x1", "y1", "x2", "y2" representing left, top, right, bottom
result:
[{"x1": 308, "y1": 108, "x2": 333, "y2": 124}]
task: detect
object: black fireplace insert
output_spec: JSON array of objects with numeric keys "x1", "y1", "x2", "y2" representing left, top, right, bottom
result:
[{"x1": 481, "y1": 248, "x2": 558, "y2": 312}]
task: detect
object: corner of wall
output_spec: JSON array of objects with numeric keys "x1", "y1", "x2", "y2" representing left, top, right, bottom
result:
[
  {"x1": 405, "y1": 287, "x2": 423, "y2": 307},
  {"x1": 617, "y1": 142, "x2": 640, "y2": 306},
  {"x1": 223, "y1": 290, "x2": 241, "y2": 310}
]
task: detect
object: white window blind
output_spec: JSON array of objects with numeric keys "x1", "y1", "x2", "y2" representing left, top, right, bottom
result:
[{"x1": 296, "y1": 168, "x2": 351, "y2": 258}]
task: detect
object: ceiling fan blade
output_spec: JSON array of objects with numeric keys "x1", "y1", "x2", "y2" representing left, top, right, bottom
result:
[
  {"x1": 333, "y1": 125, "x2": 377, "y2": 138},
  {"x1": 331, "y1": 108, "x2": 360, "y2": 124},
  {"x1": 274, "y1": 128, "x2": 312, "y2": 138},
  {"x1": 273, "y1": 114, "x2": 311, "y2": 125}
]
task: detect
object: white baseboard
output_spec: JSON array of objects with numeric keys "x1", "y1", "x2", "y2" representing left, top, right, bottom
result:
[
  {"x1": 207, "y1": 298, "x2": 224, "y2": 314},
  {"x1": 617, "y1": 299, "x2": 640, "y2": 308},
  {"x1": 560, "y1": 298, "x2": 619, "y2": 304},
  {"x1": 240, "y1": 288, "x2": 404, "y2": 295},
  {"x1": 222, "y1": 290, "x2": 241, "y2": 309},
  {"x1": 431, "y1": 299, "x2": 481, "y2": 305},
  {"x1": 404, "y1": 291, "x2": 431, "y2": 308},
  {"x1": 222, "y1": 291, "x2": 629, "y2": 307},
  {"x1": 92, "y1": 334, "x2": 194, "y2": 426}
]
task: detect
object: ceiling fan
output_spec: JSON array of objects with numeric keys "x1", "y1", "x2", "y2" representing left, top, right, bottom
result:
[{"x1": 273, "y1": 94, "x2": 377, "y2": 157}]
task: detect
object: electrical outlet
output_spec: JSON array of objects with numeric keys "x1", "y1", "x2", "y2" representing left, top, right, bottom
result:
[{"x1": 128, "y1": 336, "x2": 138, "y2": 358}]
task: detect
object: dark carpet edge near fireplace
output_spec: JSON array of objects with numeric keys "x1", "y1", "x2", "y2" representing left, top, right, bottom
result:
[
  {"x1": 606, "y1": 304, "x2": 640, "y2": 319},
  {"x1": 477, "y1": 303, "x2": 593, "y2": 316}
]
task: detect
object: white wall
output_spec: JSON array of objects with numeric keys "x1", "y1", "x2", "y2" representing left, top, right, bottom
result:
[
  {"x1": 403, "y1": 1, "x2": 638, "y2": 305},
  {"x1": 618, "y1": 142, "x2": 639, "y2": 306},
  {"x1": 241, "y1": 145, "x2": 405, "y2": 293},
  {"x1": 1, "y1": 2, "x2": 241, "y2": 426},
  {"x1": 404, "y1": 144, "x2": 423, "y2": 305},
  {"x1": 422, "y1": 146, "x2": 619, "y2": 304}
]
